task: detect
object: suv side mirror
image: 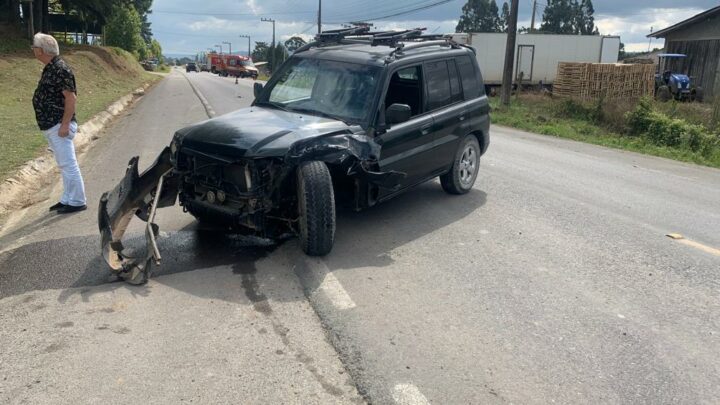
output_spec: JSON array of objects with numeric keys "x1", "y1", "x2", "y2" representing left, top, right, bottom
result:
[
  {"x1": 254, "y1": 82, "x2": 264, "y2": 98},
  {"x1": 386, "y1": 103, "x2": 412, "y2": 125}
]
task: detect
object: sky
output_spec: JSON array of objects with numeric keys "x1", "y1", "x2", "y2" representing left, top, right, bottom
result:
[{"x1": 149, "y1": 0, "x2": 720, "y2": 57}]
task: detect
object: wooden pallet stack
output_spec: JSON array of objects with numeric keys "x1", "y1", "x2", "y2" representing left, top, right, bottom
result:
[{"x1": 553, "y1": 62, "x2": 656, "y2": 100}]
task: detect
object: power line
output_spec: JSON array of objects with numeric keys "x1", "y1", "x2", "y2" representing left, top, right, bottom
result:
[
  {"x1": 152, "y1": 10, "x2": 314, "y2": 16},
  {"x1": 328, "y1": 0, "x2": 448, "y2": 21},
  {"x1": 325, "y1": 0, "x2": 459, "y2": 24}
]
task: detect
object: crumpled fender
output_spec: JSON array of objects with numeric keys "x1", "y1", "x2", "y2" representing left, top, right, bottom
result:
[
  {"x1": 283, "y1": 132, "x2": 405, "y2": 189},
  {"x1": 98, "y1": 147, "x2": 179, "y2": 284}
]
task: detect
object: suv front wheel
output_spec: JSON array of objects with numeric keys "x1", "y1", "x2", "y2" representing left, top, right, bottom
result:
[
  {"x1": 297, "y1": 161, "x2": 336, "y2": 256},
  {"x1": 441, "y1": 134, "x2": 481, "y2": 195}
]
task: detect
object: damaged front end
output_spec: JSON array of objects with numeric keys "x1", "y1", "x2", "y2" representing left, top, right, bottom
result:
[
  {"x1": 97, "y1": 130, "x2": 403, "y2": 285},
  {"x1": 98, "y1": 147, "x2": 180, "y2": 284}
]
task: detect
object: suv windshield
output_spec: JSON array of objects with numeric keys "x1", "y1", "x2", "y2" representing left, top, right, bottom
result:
[
  {"x1": 262, "y1": 57, "x2": 380, "y2": 124},
  {"x1": 240, "y1": 60, "x2": 255, "y2": 67}
]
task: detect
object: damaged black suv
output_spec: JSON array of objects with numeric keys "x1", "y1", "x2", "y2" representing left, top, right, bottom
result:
[{"x1": 99, "y1": 28, "x2": 490, "y2": 284}]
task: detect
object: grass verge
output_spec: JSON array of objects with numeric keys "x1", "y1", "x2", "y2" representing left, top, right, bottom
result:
[
  {"x1": 0, "y1": 39, "x2": 161, "y2": 181},
  {"x1": 490, "y1": 94, "x2": 720, "y2": 169}
]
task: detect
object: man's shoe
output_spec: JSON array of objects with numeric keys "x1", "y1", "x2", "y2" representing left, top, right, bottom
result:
[
  {"x1": 57, "y1": 204, "x2": 87, "y2": 214},
  {"x1": 49, "y1": 202, "x2": 67, "y2": 211}
]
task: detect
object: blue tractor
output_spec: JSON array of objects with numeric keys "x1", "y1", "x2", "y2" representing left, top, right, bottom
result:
[{"x1": 654, "y1": 54, "x2": 703, "y2": 102}]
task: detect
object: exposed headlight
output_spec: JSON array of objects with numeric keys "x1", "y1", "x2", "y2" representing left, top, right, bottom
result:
[{"x1": 170, "y1": 139, "x2": 178, "y2": 155}]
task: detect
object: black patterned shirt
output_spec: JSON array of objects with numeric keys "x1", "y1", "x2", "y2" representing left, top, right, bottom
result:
[{"x1": 33, "y1": 56, "x2": 77, "y2": 130}]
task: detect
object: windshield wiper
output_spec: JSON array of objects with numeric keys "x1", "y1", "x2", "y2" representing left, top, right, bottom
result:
[
  {"x1": 287, "y1": 107, "x2": 351, "y2": 125},
  {"x1": 255, "y1": 101, "x2": 290, "y2": 112}
]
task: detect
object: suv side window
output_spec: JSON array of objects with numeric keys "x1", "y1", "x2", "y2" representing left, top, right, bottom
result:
[
  {"x1": 456, "y1": 55, "x2": 481, "y2": 99},
  {"x1": 425, "y1": 60, "x2": 451, "y2": 111},
  {"x1": 384, "y1": 65, "x2": 423, "y2": 117},
  {"x1": 425, "y1": 60, "x2": 463, "y2": 111}
]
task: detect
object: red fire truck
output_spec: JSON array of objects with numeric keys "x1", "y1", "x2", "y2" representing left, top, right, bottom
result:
[{"x1": 209, "y1": 53, "x2": 258, "y2": 79}]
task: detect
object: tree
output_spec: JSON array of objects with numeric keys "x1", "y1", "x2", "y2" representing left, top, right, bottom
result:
[
  {"x1": 252, "y1": 41, "x2": 269, "y2": 62},
  {"x1": 149, "y1": 38, "x2": 163, "y2": 62},
  {"x1": 575, "y1": 0, "x2": 598, "y2": 35},
  {"x1": 284, "y1": 36, "x2": 307, "y2": 53},
  {"x1": 455, "y1": 0, "x2": 503, "y2": 33},
  {"x1": 539, "y1": 0, "x2": 598, "y2": 35},
  {"x1": 105, "y1": 4, "x2": 145, "y2": 59},
  {"x1": 268, "y1": 44, "x2": 288, "y2": 71},
  {"x1": 499, "y1": 1, "x2": 510, "y2": 33}
]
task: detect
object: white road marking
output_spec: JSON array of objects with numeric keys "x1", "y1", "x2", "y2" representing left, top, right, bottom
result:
[
  {"x1": 304, "y1": 258, "x2": 356, "y2": 310},
  {"x1": 392, "y1": 384, "x2": 431, "y2": 405},
  {"x1": 181, "y1": 72, "x2": 216, "y2": 118}
]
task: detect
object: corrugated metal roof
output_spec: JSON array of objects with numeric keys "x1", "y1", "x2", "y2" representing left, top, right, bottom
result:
[{"x1": 647, "y1": 6, "x2": 720, "y2": 38}]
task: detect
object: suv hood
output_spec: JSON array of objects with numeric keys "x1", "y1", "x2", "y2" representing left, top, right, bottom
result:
[{"x1": 175, "y1": 106, "x2": 354, "y2": 158}]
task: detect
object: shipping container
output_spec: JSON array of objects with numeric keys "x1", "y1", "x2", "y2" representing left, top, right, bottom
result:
[{"x1": 451, "y1": 33, "x2": 621, "y2": 85}]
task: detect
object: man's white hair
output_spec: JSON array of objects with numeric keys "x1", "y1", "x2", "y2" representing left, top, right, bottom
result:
[{"x1": 33, "y1": 33, "x2": 59, "y2": 56}]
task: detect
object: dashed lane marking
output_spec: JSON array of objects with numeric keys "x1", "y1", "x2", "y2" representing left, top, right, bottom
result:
[
  {"x1": 302, "y1": 257, "x2": 356, "y2": 310},
  {"x1": 666, "y1": 233, "x2": 720, "y2": 257},
  {"x1": 392, "y1": 384, "x2": 431, "y2": 405},
  {"x1": 181, "y1": 72, "x2": 216, "y2": 118}
]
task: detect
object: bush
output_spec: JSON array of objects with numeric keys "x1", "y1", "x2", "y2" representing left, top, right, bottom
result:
[{"x1": 626, "y1": 97, "x2": 720, "y2": 156}]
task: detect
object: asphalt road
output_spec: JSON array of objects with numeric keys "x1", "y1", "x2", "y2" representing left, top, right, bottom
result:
[{"x1": 1, "y1": 68, "x2": 719, "y2": 404}]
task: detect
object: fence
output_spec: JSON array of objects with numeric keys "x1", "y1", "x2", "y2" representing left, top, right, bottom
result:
[{"x1": 553, "y1": 62, "x2": 656, "y2": 100}]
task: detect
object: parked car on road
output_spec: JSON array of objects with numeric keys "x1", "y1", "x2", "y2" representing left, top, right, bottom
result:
[{"x1": 99, "y1": 28, "x2": 490, "y2": 284}]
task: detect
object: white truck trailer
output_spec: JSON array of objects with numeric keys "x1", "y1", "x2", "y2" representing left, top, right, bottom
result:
[{"x1": 451, "y1": 33, "x2": 621, "y2": 86}]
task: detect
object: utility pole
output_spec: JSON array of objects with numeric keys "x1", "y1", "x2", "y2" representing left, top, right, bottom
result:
[
  {"x1": 215, "y1": 44, "x2": 222, "y2": 54},
  {"x1": 21, "y1": 0, "x2": 34, "y2": 39},
  {"x1": 501, "y1": 0, "x2": 519, "y2": 106},
  {"x1": 261, "y1": 17, "x2": 276, "y2": 71},
  {"x1": 647, "y1": 26, "x2": 653, "y2": 53},
  {"x1": 223, "y1": 41, "x2": 232, "y2": 55},
  {"x1": 530, "y1": 0, "x2": 537, "y2": 33},
  {"x1": 239, "y1": 35, "x2": 251, "y2": 57},
  {"x1": 317, "y1": 0, "x2": 322, "y2": 34}
]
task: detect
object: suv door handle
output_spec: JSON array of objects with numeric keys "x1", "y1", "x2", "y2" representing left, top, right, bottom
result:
[{"x1": 421, "y1": 123, "x2": 432, "y2": 135}]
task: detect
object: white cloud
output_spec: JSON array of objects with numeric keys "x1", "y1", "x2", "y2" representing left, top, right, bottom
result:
[{"x1": 246, "y1": 0, "x2": 262, "y2": 15}]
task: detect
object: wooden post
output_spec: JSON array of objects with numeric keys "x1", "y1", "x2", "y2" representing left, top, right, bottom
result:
[
  {"x1": 22, "y1": 0, "x2": 34, "y2": 39},
  {"x1": 530, "y1": 0, "x2": 537, "y2": 33},
  {"x1": 501, "y1": 0, "x2": 519, "y2": 106}
]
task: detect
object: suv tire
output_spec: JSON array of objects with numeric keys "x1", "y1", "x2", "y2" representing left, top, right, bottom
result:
[
  {"x1": 441, "y1": 135, "x2": 480, "y2": 195},
  {"x1": 297, "y1": 161, "x2": 336, "y2": 256}
]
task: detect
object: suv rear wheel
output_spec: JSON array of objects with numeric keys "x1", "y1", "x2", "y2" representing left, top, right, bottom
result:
[
  {"x1": 297, "y1": 161, "x2": 336, "y2": 256},
  {"x1": 441, "y1": 135, "x2": 480, "y2": 195}
]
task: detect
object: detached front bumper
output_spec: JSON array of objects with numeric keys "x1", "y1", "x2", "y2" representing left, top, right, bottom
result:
[{"x1": 98, "y1": 147, "x2": 180, "y2": 284}]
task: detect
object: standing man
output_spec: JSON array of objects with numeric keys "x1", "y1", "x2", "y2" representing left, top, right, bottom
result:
[{"x1": 32, "y1": 33, "x2": 87, "y2": 213}]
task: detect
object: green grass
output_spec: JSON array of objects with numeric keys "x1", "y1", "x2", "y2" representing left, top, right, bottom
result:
[
  {"x1": 0, "y1": 43, "x2": 161, "y2": 181},
  {"x1": 490, "y1": 95, "x2": 720, "y2": 169}
]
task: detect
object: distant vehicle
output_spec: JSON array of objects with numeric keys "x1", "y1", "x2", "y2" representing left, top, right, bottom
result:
[
  {"x1": 451, "y1": 33, "x2": 621, "y2": 87},
  {"x1": 208, "y1": 53, "x2": 258, "y2": 79},
  {"x1": 200, "y1": 63, "x2": 210, "y2": 72},
  {"x1": 654, "y1": 54, "x2": 703, "y2": 102},
  {"x1": 186, "y1": 62, "x2": 198, "y2": 73}
]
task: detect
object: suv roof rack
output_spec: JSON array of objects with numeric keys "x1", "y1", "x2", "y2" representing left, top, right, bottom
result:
[{"x1": 312, "y1": 27, "x2": 459, "y2": 49}]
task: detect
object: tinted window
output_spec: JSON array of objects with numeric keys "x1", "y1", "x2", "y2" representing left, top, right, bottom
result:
[
  {"x1": 456, "y1": 55, "x2": 481, "y2": 99},
  {"x1": 425, "y1": 60, "x2": 452, "y2": 111},
  {"x1": 448, "y1": 59, "x2": 463, "y2": 103}
]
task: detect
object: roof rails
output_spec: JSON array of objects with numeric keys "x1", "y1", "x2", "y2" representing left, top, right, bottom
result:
[
  {"x1": 294, "y1": 27, "x2": 464, "y2": 62},
  {"x1": 314, "y1": 27, "x2": 458, "y2": 49}
]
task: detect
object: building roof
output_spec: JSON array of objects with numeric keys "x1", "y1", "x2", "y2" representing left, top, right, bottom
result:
[{"x1": 648, "y1": 6, "x2": 720, "y2": 38}]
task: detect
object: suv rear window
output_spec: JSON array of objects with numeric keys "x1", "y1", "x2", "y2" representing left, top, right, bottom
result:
[
  {"x1": 456, "y1": 55, "x2": 481, "y2": 99},
  {"x1": 425, "y1": 60, "x2": 463, "y2": 111}
]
